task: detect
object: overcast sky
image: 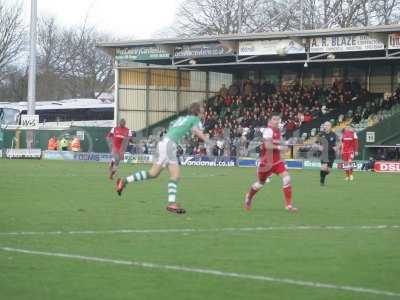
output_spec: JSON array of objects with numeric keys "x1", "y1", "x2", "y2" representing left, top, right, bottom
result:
[{"x1": 10, "y1": 0, "x2": 182, "y2": 40}]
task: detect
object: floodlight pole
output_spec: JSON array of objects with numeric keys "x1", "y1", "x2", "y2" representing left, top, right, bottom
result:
[
  {"x1": 26, "y1": 0, "x2": 37, "y2": 148},
  {"x1": 238, "y1": 0, "x2": 243, "y2": 34},
  {"x1": 300, "y1": 0, "x2": 304, "y2": 30}
]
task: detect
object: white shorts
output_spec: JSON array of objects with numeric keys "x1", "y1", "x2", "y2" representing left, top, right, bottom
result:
[{"x1": 154, "y1": 137, "x2": 178, "y2": 166}]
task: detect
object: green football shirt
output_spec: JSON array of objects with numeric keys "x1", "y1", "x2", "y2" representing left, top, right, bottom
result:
[{"x1": 166, "y1": 115, "x2": 202, "y2": 144}]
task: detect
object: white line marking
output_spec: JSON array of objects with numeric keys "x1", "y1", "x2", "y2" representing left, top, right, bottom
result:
[
  {"x1": 0, "y1": 225, "x2": 399, "y2": 237},
  {"x1": 1, "y1": 246, "x2": 399, "y2": 298}
]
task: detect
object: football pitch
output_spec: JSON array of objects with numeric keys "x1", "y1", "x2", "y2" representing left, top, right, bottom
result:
[{"x1": 0, "y1": 159, "x2": 399, "y2": 300}]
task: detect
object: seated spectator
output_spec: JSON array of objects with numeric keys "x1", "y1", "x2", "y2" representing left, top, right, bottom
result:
[
  {"x1": 224, "y1": 95, "x2": 233, "y2": 107},
  {"x1": 361, "y1": 157, "x2": 375, "y2": 171},
  {"x1": 352, "y1": 112, "x2": 362, "y2": 124},
  {"x1": 303, "y1": 111, "x2": 313, "y2": 123},
  {"x1": 201, "y1": 78, "x2": 373, "y2": 157}
]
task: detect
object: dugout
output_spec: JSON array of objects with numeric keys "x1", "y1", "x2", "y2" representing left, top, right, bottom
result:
[{"x1": 98, "y1": 24, "x2": 400, "y2": 132}]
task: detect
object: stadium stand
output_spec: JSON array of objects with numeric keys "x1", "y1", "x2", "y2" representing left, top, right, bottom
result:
[{"x1": 152, "y1": 80, "x2": 399, "y2": 158}]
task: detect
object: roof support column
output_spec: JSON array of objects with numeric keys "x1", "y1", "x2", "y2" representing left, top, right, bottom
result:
[
  {"x1": 177, "y1": 68, "x2": 181, "y2": 113},
  {"x1": 114, "y1": 61, "x2": 119, "y2": 127},
  {"x1": 206, "y1": 71, "x2": 210, "y2": 101},
  {"x1": 391, "y1": 62, "x2": 395, "y2": 93},
  {"x1": 145, "y1": 66, "x2": 150, "y2": 136}
]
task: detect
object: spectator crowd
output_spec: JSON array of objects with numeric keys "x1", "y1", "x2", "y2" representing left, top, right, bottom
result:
[{"x1": 134, "y1": 80, "x2": 400, "y2": 158}]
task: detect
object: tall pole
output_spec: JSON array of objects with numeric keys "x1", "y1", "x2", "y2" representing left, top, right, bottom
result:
[
  {"x1": 238, "y1": 0, "x2": 242, "y2": 34},
  {"x1": 300, "y1": 0, "x2": 304, "y2": 30},
  {"x1": 27, "y1": 0, "x2": 37, "y2": 148},
  {"x1": 28, "y1": 0, "x2": 37, "y2": 115}
]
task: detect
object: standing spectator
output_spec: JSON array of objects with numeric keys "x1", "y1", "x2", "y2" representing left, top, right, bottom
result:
[
  {"x1": 59, "y1": 136, "x2": 69, "y2": 151},
  {"x1": 47, "y1": 136, "x2": 58, "y2": 150},
  {"x1": 70, "y1": 136, "x2": 81, "y2": 152},
  {"x1": 219, "y1": 84, "x2": 228, "y2": 99},
  {"x1": 243, "y1": 80, "x2": 253, "y2": 97},
  {"x1": 229, "y1": 143, "x2": 237, "y2": 157},
  {"x1": 228, "y1": 81, "x2": 240, "y2": 97},
  {"x1": 159, "y1": 127, "x2": 167, "y2": 139},
  {"x1": 216, "y1": 139, "x2": 225, "y2": 157}
]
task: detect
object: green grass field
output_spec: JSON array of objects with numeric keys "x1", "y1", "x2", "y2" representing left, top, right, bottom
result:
[{"x1": 0, "y1": 159, "x2": 399, "y2": 300}]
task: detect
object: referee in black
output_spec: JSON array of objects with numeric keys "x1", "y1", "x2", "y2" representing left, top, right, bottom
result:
[{"x1": 317, "y1": 121, "x2": 338, "y2": 186}]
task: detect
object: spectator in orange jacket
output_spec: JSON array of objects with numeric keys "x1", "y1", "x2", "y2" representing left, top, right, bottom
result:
[
  {"x1": 70, "y1": 137, "x2": 81, "y2": 152},
  {"x1": 47, "y1": 136, "x2": 58, "y2": 150}
]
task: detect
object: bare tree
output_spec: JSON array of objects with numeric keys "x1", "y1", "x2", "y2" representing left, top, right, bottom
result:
[
  {"x1": 0, "y1": 1, "x2": 25, "y2": 80},
  {"x1": 37, "y1": 16, "x2": 64, "y2": 100},
  {"x1": 172, "y1": 0, "x2": 400, "y2": 37},
  {"x1": 371, "y1": 0, "x2": 400, "y2": 25},
  {"x1": 55, "y1": 24, "x2": 114, "y2": 98},
  {"x1": 69, "y1": 26, "x2": 114, "y2": 98},
  {"x1": 35, "y1": 17, "x2": 114, "y2": 100},
  {"x1": 174, "y1": 0, "x2": 279, "y2": 36}
]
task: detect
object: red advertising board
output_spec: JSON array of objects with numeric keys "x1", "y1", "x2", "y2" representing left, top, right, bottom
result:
[{"x1": 374, "y1": 161, "x2": 400, "y2": 173}]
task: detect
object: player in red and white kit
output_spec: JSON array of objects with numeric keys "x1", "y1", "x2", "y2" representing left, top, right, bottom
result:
[
  {"x1": 341, "y1": 126, "x2": 359, "y2": 181},
  {"x1": 106, "y1": 118, "x2": 132, "y2": 180},
  {"x1": 244, "y1": 113, "x2": 298, "y2": 212}
]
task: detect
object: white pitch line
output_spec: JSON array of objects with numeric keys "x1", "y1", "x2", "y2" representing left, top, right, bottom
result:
[
  {"x1": 0, "y1": 225, "x2": 399, "y2": 237},
  {"x1": 0, "y1": 246, "x2": 399, "y2": 298}
]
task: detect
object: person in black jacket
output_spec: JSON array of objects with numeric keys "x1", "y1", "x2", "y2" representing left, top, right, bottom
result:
[{"x1": 316, "y1": 121, "x2": 338, "y2": 186}]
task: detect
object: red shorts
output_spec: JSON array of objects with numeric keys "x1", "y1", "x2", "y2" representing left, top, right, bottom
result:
[
  {"x1": 112, "y1": 147, "x2": 124, "y2": 159},
  {"x1": 257, "y1": 160, "x2": 287, "y2": 182},
  {"x1": 342, "y1": 152, "x2": 354, "y2": 162}
]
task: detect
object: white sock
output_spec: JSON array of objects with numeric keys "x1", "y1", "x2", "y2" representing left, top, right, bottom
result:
[{"x1": 168, "y1": 181, "x2": 177, "y2": 203}]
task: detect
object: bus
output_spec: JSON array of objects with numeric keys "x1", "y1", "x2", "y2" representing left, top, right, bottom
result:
[{"x1": 0, "y1": 98, "x2": 114, "y2": 127}]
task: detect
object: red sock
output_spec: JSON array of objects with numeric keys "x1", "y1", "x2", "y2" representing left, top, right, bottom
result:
[
  {"x1": 349, "y1": 169, "x2": 353, "y2": 176},
  {"x1": 248, "y1": 187, "x2": 259, "y2": 200},
  {"x1": 283, "y1": 185, "x2": 292, "y2": 207},
  {"x1": 345, "y1": 170, "x2": 349, "y2": 177}
]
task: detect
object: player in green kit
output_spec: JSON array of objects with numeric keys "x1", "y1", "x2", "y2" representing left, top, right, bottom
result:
[{"x1": 116, "y1": 102, "x2": 209, "y2": 214}]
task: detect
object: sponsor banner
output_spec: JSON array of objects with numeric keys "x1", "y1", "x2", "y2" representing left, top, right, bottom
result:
[
  {"x1": 20, "y1": 115, "x2": 39, "y2": 129},
  {"x1": 6, "y1": 148, "x2": 41, "y2": 159},
  {"x1": 238, "y1": 158, "x2": 304, "y2": 169},
  {"x1": 374, "y1": 161, "x2": 400, "y2": 173},
  {"x1": 124, "y1": 154, "x2": 153, "y2": 164},
  {"x1": 310, "y1": 35, "x2": 384, "y2": 53},
  {"x1": 43, "y1": 151, "x2": 153, "y2": 164},
  {"x1": 174, "y1": 43, "x2": 234, "y2": 58},
  {"x1": 239, "y1": 39, "x2": 305, "y2": 56},
  {"x1": 115, "y1": 47, "x2": 170, "y2": 61},
  {"x1": 388, "y1": 33, "x2": 400, "y2": 50},
  {"x1": 237, "y1": 158, "x2": 257, "y2": 167},
  {"x1": 304, "y1": 160, "x2": 366, "y2": 171},
  {"x1": 181, "y1": 156, "x2": 236, "y2": 167},
  {"x1": 286, "y1": 159, "x2": 304, "y2": 169},
  {"x1": 303, "y1": 160, "x2": 323, "y2": 169},
  {"x1": 43, "y1": 150, "x2": 74, "y2": 161},
  {"x1": 73, "y1": 152, "x2": 112, "y2": 163}
]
